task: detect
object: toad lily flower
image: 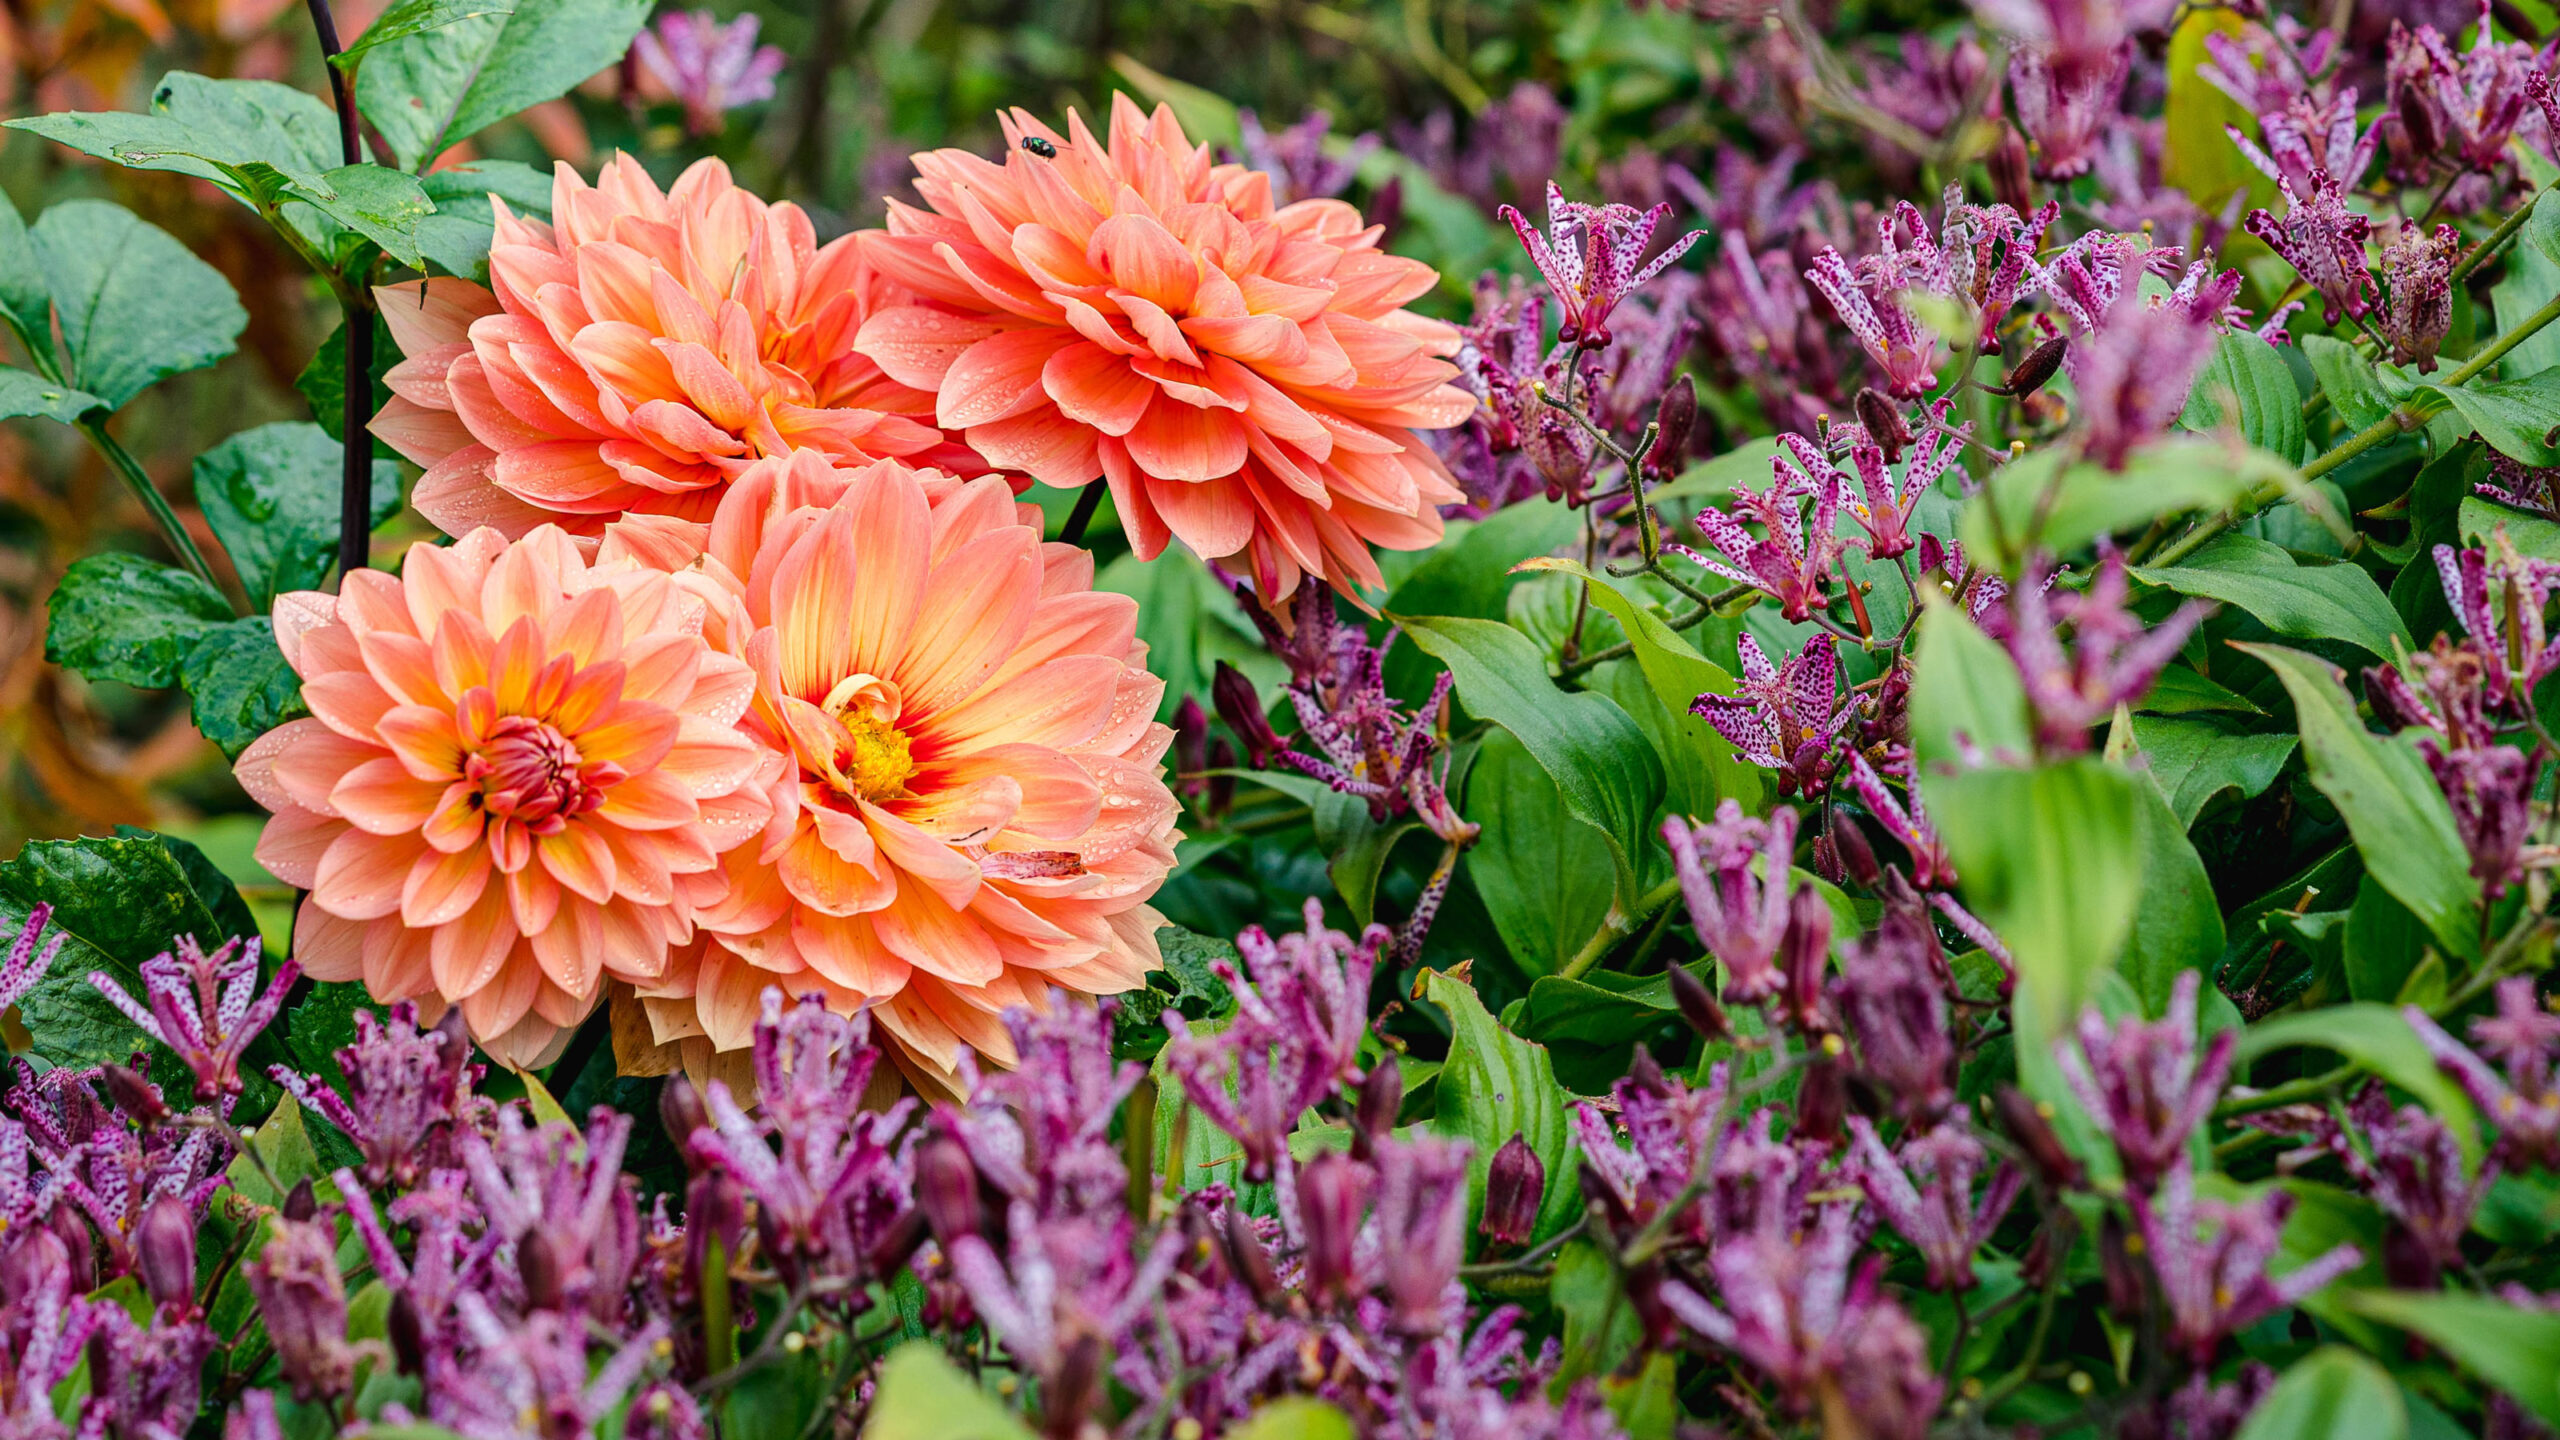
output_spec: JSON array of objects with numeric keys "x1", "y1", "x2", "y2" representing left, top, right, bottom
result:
[
  {"x1": 2407, "y1": 977, "x2": 2560, "y2": 1170},
  {"x1": 2379, "y1": 223, "x2": 2460, "y2": 372},
  {"x1": 1848, "y1": 1118, "x2": 2022, "y2": 1291},
  {"x1": 632, "y1": 10, "x2": 786, "y2": 136},
  {"x1": 89, "y1": 935, "x2": 297, "y2": 1104},
  {"x1": 2435, "y1": 534, "x2": 2560, "y2": 711},
  {"x1": 2244, "y1": 172, "x2": 2375, "y2": 325},
  {"x1": 2133, "y1": 1161, "x2": 2363, "y2": 1363},
  {"x1": 1662, "y1": 802, "x2": 1804, "y2": 1002},
  {"x1": 1672, "y1": 435, "x2": 1848, "y2": 623},
  {"x1": 0, "y1": 904, "x2": 62, "y2": 1014},
  {"x1": 1691, "y1": 633, "x2": 1854, "y2": 797},
  {"x1": 1988, "y1": 547, "x2": 2208, "y2": 753},
  {"x1": 2058, "y1": 971, "x2": 2236, "y2": 1192},
  {"x1": 1843, "y1": 400, "x2": 1970, "y2": 561},
  {"x1": 1500, "y1": 183, "x2": 1707, "y2": 348}
]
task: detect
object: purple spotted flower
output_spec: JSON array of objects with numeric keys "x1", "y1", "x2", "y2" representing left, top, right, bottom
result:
[
  {"x1": 1806, "y1": 234, "x2": 1948, "y2": 396},
  {"x1": 1846, "y1": 753, "x2": 1952, "y2": 889},
  {"x1": 2133, "y1": 1160, "x2": 2363, "y2": 1362},
  {"x1": 1673, "y1": 435, "x2": 1849, "y2": 622},
  {"x1": 1843, "y1": 401, "x2": 1970, "y2": 561},
  {"x1": 2058, "y1": 971, "x2": 2236, "y2": 1192},
  {"x1": 427, "y1": 1300, "x2": 663, "y2": 1440},
  {"x1": 1237, "y1": 109, "x2": 1376, "y2": 206},
  {"x1": 0, "y1": 905, "x2": 62, "y2": 1015},
  {"x1": 1500, "y1": 183, "x2": 1706, "y2": 348},
  {"x1": 1573, "y1": 1059, "x2": 1728, "y2": 1249},
  {"x1": 1663, "y1": 802, "x2": 1806, "y2": 1004},
  {"x1": 242, "y1": 1213, "x2": 355, "y2": 1402},
  {"x1": 2408, "y1": 978, "x2": 2560, "y2": 1169},
  {"x1": 270, "y1": 1003, "x2": 484, "y2": 1189},
  {"x1": 2384, "y1": 1, "x2": 2547, "y2": 180},
  {"x1": 632, "y1": 10, "x2": 785, "y2": 136},
  {"x1": 2427, "y1": 740, "x2": 2539, "y2": 898},
  {"x1": 1692, "y1": 633, "x2": 1853, "y2": 796},
  {"x1": 87, "y1": 934, "x2": 295, "y2": 1104},
  {"x1": 2366, "y1": 636, "x2": 2502, "y2": 751},
  {"x1": 1848, "y1": 1118, "x2": 2022, "y2": 1291},
  {"x1": 2008, "y1": 43, "x2": 2130, "y2": 180},
  {"x1": 2381, "y1": 222, "x2": 2461, "y2": 372},
  {"x1": 1988, "y1": 547, "x2": 2209, "y2": 753},
  {"x1": 458, "y1": 1105, "x2": 641, "y2": 1323},
  {"x1": 82, "y1": 1303, "x2": 215, "y2": 1440},
  {"x1": 2228, "y1": 86, "x2": 2380, "y2": 192},
  {"x1": 2245, "y1": 172, "x2": 2375, "y2": 325},
  {"x1": 2436, "y1": 534, "x2": 2560, "y2": 710},
  {"x1": 1834, "y1": 895, "x2": 1960, "y2": 1118}
]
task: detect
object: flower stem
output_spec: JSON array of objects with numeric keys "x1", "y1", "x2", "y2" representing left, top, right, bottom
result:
[
  {"x1": 75, "y1": 416, "x2": 235, "y2": 609},
  {"x1": 1560, "y1": 874, "x2": 1681, "y2": 980},
  {"x1": 1059, "y1": 482, "x2": 1106, "y2": 547}
]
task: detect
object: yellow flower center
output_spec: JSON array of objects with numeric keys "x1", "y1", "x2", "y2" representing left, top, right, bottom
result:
[{"x1": 819, "y1": 673, "x2": 917, "y2": 802}]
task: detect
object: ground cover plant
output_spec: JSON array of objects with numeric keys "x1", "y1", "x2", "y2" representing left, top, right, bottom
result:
[{"x1": 15, "y1": 0, "x2": 2560, "y2": 1435}]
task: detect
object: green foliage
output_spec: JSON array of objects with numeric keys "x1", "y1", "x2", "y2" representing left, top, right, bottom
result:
[
  {"x1": 22, "y1": 200, "x2": 245, "y2": 412},
  {"x1": 46, "y1": 553, "x2": 237, "y2": 689},
  {"x1": 1465, "y1": 729, "x2": 1614, "y2": 977},
  {"x1": 2182, "y1": 330, "x2": 2307, "y2": 461},
  {"x1": 2239, "y1": 1004, "x2": 2481, "y2": 1166},
  {"x1": 1959, "y1": 439, "x2": 2297, "y2": 575},
  {"x1": 2233, "y1": 1347, "x2": 2407, "y2": 1440},
  {"x1": 195, "y1": 423, "x2": 403, "y2": 608},
  {"x1": 2347, "y1": 1291, "x2": 2560, "y2": 1427},
  {"x1": 1424, "y1": 968, "x2": 1579, "y2": 1245},
  {"x1": 2130, "y1": 534, "x2": 2409, "y2": 660},
  {"x1": 355, "y1": 0, "x2": 656, "y2": 170}
]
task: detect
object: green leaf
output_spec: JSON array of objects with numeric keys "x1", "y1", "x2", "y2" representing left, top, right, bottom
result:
[
  {"x1": 2117, "y1": 751, "x2": 2228, "y2": 1017},
  {"x1": 180, "y1": 618, "x2": 312, "y2": 761},
  {"x1": 411, "y1": 159, "x2": 553, "y2": 280},
  {"x1": 1601, "y1": 1354, "x2": 1681, "y2": 1440},
  {"x1": 2239, "y1": 642, "x2": 2481, "y2": 961},
  {"x1": 1396, "y1": 615, "x2": 1665, "y2": 904},
  {"x1": 2424, "y1": 367, "x2": 2560, "y2": 469},
  {"x1": 1096, "y1": 547, "x2": 1285, "y2": 720},
  {"x1": 0, "y1": 832, "x2": 235, "y2": 1076},
  {"x1": 228, "y1": 1094, "x2": 326, "y2": 1208},
  {"x1": 2343, "y1": 877, "x2": 2430, "y2": 1004},
  {"x1": 0, "y1": 190, "x2": 50, "y2": 358},
  {"x1": 2131, "y1": 533, "x2": 2408, "y2": 659},
  {"x1": 2459, "y1": 492, "x2": 2560, "y2": 560},
  {"x1": 295, "y1": 311, "x2": 398, "y2": 452},
  {"x1": 2347, "y1": 1291, "x2": 2560, "y2": 1427},
  {"x1": 1909, "y1": 595, "x2": 2032, "y2": 774},
  {"x1": 1930, "y1": 759, "x2": 2145, "y2": 1056},
  {"x1": 9, "y1": 76, "x2": 432, "y2": 266},
  {"x1": 1526, "y1": 558, "x2": 1765, "y2": 815},
  {"x1": 1380, "y1": 500, "x2": 1578, "y2": 697},
  {"x1": 2182, "y1": 331, "x2": 2306, "y2": 460},
  {"x1": 1465, "y1": 729, "x2": 1616, "y2": 979},
  {"x1": 2240, "y1": 1004, "x2": 2481, "y2": 1167},
  {"x1": 1512, "y1": 963, "x2": 1703, "y2": 1094},
  {"x1": 2232, "y1": 1347, "x2": 2406, "y2": 1440},
  {"x1": 45, "y1": 552, "x2": 235, "y2": 689},
  {"x1": 340, "y1": 0, "x2": 518, "y2": 60},
  {"x1": 355, "y1": 0, "x2": 655, "y2": 172},
  {"x1": 195, "y1": 422, "x2": 403, "y2": 609},
  {"x1": 1226, "y1": 1399, "x2": 1356, "y2": 1440},
  {"x1": 1959, "y1": 438, "x2": 2297, "y2": 574},
  {"x1": 863, "y1": 1343, "x2": 1036, "y2": 1440},
  {"x1": 1315, "y1": 787, "x2": 1415, "y2": 929},
  {"x1": 2122, "y1": 714, "x2": 2297, "y2": 828},
  {"x1": 2163, "y1": 9, "x2": 2267, "y2": 215},
  {"x1": 1552, "y1": 1239, "x2": 1640, "y2": 1386},
  {"x1": 0, "y1": 367, "x2": 102, "y2": 424},
  {"x1": 26, "y1": 200, "x2": 244, "y2": 412},
  {"x1": 2142, "y1": 664, "x2": 2266, "y2": 716},
  {"x1": 1424, "y1": 968, "x2": 1578, "y2": 1244},
  {"x1": 2300, "y1": 334, "x2": 2408, "y2": 433}
]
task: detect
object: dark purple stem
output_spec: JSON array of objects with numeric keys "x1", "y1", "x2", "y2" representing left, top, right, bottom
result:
[{"x1": 306, "y1": 0, "x2": 374, "y2": 582}]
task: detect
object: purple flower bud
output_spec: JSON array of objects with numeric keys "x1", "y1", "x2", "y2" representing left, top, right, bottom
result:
[
  {"x1": 1352, "y1": 1063, "x2": 1403, "y2": 1158},
  {"x1": 518, "y1": 1229, "x2": 566, "y2": 1312},
  {"x1": 1225, "y1": 1206, "x2": 1285, "y2": 1306},
  {"x1": 1211, "y1": 661, "x2": 1284, "y2": 769},
  {"x1": 1172, "y1": 696, "x2": 1209, "y2": 800},
  {"x1": 134, "y1": 1196, "x2": 194, "y2": 1313},
  {"x1": 1204, "y1": 737, "x2": 1236, "y2": 819},
  {"x1": 99, "y1": 1065, "x2": 167, "y2": 1128},
  {"x1": 1993, "y1": 1085, "x2": 2085, "y2": 1189},
  {"x1": 1042, "y1": 1332, "x2": 1105, "y2": 1440},
  {"x1": 1854, "y1": 387, "x2": 1913, "y2": 464},
  {"x1": 1647, "y1": 375, "x2": 1697, "y2": 481},
  {"x1": 1776, "y1": 885, "x2": 1835, "y2": 1036},
  {"x1": 281, "y1": 1179, "x2": 316, "y2": 1223},
  {"x1": 1667, "y1": 963, "x2": 1731, "y2": 1043},
  {"x1": 225, "y1": 1391, "x2": 283, "y2": 1440},
  {"x1": 49, "y1": 1203, "x2": 96, "y2": 1295},
  {"x1": 1988, "y1": 121, "x2": 2036, "y2": 219},
  {"x1": 387, "y1": 1290, "x2": 426, "y2": 1376},
  {"x1": 2000, "y1": 334, "x2": 2068, "y2": 399},
  {"x1": 2101, "y1": 1209, "x2": 2145, "y2": 1317},
  {"x1": 1295, "y1": 1150, "x2": 1369, "y2": 1309},
  {"x1": 917, "y1": 1132, "x2": 983, "y2": 1245},
  {"x1": 686, "y1": 1169, "x2": 748, "y2": 1291},
  {"x1": 660, "y1": 1074, "x2": 709, "y2": 1159},
  {"x1": 2380, "y1": 222, "x2": 2460, "y2": 372},
  {"x1": 1796, "y1": 1053, "x2": 1849, "y2": 1145},
  {"x1": 2058, "y1": 971, "x2": 2235, "y2": 1191},
  {"x1": 1481, "y1": 1133, "x2": 1545, "y2": 1247},
  {"x1": 244, "y1": 1214, "x2": 352, "y2": 1401}
]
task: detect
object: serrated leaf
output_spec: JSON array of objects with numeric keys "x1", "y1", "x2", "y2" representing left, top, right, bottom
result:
[
  {"x1": 355, "y1": 0, "x2": 655, "y2": 172},
  {"x1": 2131, "y1": 532, "x2": 2408, "y2": 659},
  {"x1": 194, "y1": 422, "x2": 403, "y2": 608},
  {"x1": 2240, "y1": 642, "x2": 2480, "y2": 961},
  {"x1": 1424, "y1": 967, "x2": 1579, "y2": 1245},
  {"x1": 46, "y1": 552, "x2": 235, "y2": 689},
  {"x1": 26, "y1": 201, "x2": 243, "y2": 412},
  {"x1": 180, "y1": 617, "x2": 312, "y2": 760}
]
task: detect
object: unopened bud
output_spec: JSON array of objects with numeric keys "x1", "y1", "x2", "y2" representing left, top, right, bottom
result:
[
  {"x1": 1854, "y1": 387, "x2": 1913, "y2": 464},
  {"x1": 659, "y1": 1074, "x2": 710, "y2": 1159},
  {"x1": 518, "y1": 1230, "x2": 566, "y2": 1311},
  {"x1": 1646, "y1": 376, "x2": 1696, "y2": 481},
  {"x1": 1295, "y1": 1151, "x2": 1366, "y2": 1308},
  {"x1": 1626, "y1": 1043, "x2": 1669, "y2": 1097},
  {"x1": 1205, "y1": 738, "x2": 1237, "y2": 820},
  {"x1": 101, "y1": 1064, "x2": 167, "y2": 1127},
  {"x1": 1827, "y1": 807, "x2": 1882, "y2": 888},
  {"x1": 1224, "y1": 1207, "x2": 1285, "y2": 1306},
  {"x1": 1043, "y1": 1333, "x2": 1105, "y2": 1440},
  {"x1": 1352, "y1": 1064, "x2": 1403, "y2": 1159},
  {"x1": 1172, "y1": 697, "x2": 1209, "y2": 795},
  {"x1": 282, "y1": 1179, "x2": 317, "y2": 1223},
  {"x1": 136, "y1": 1195, "x2": 196, "y2": 1311},
  {"x1": 431, "y1": 1005, "x2": 472, "y2": 1077},
  {"x1": 1795, "y1": 1056, "x2": 1847, "y2": 1145},
  {"x1": 1480, "y1": 1135, "x2": 1544, "y2": 1247},
  {"x1": 686, "y1": 1170, "x2": 746, "y2": 1288},
  {"x1": 48, "y1": 1205, "x2": 95, "y2": 1294},
  {"x1": 867, "y1": 1206, "x2": 929, "y2": 1279},
  {"x1": 0, "y1": 1228, "x2": 70, "y2": 1302},
  {"x1": 1527, "y1": 410, "x2": 1595, "y2": 505},
  {"x1": 2100, "y1": 1210, "x2": 2145, "y2": 1318},
  {"x1": 388, "y1": 1290, "x2": 426, "y2": 1376},
  {"x1": 1211, "y1": 661, "x2": 1283, "y2": 769},
  {"x1": 1992, "y1": 1086, "x2": 2084, "y2": 1189},
  {"x1": 2000, "y1": 336, "x2": 2067, "y2": 400},
  {"x1": 1666, "y1": 964, "x2": 1730, "y2": 1044},
  {"x1": 1369, "y1": 174, "x2": 1404, "y2": 245},
  {"x1": 917, "y1": 1133, "x2": 983, "y2": 1245},
  {"x1": 1987, "y1": 124, "x2": 2035, "y2": 232}
]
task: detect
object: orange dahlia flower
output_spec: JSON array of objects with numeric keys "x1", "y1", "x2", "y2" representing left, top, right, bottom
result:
[
  {"x1": 855, "y1": 95, "x2": 1476, "y2": 598},
  {"x1": 235, "y1": 528, "x2": 775, "y2": 1068},
  {"x1": 610, "y1": 450, "x2": 1179, "y2": 1085},
  {"x1": 369, "y1": 155, "x2": 980, "y2": 540}
]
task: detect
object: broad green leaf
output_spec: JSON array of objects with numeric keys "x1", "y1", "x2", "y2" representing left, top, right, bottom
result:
[
  {"x1": 2240, "y1": 1004, "x2": 2480, "y2": 1167},
  {"x1": 340, "y1": 0, "x2": 518, "y2": 60},
  {"x1": 2182, "y1": 331, "x2": 2306, "y2": 461},
  {"x1": 513, "y1": 1066, "x2": 574, "y2": 1127},
  {"x1": 45, "y1": 552, "x2": 234, "y2": 689},
  {"x1": 1381, "y1": 499, "x2": 1577, "y2": 697},
  {"x1": 1654, "y1": 435, "x2": 1782, "y2": 502},
  {"x1": 27, "y1": 201, "x2": 243, "y2": 412},
  {"x1": 2459, "y1": 493, "x2": 2560, "y2": 560},
  {"x1": 228, "y1": 1094, "x2": 326, "y2": 1208},
  {"x1": 2300, "y1": 334, "x2": 2406, "y2": 433},
  {"x1": 2424, "y1": 366, "x2": 2560, "y2": 468},
  {"x1": 1909, "y1": 595, "x2": 2031, "y2": 774},
  {"x1": 1960, "y1": 439, "x2": 2296, "y2": 574},
  {"x1": 356, "y1": 0, "x2": 655, "y2": 172},
  {"x1": 1097, "y1": 547, "x2": 1286, "y2": 720},
  {"x1": 1425, "y1": 968, "x2": 1579, "y2": 1244},
  {"x1": 2232, "y1": 1347, "x2": 2406, "y2": 1440},
  {"x1": 0, "y1": 191, "x2": 49, "y2": 357},
  {"x1": 2122, "y1": 714, "x2": 2296, "y2": 828},
  {"x1": 862, "y1": 1343, "x2": 1036, "y2": 1440},
  {"x1": 180, "y1": 617, "x2": 312, "y2": 760},
  {"x1": 2347, "y1": 1291, "x2": 2560, "y2": 1427},
  {"x1": 411, "y1": 158, "x2": 553, "y2": 281},
  {"x1": 2142, "y1": 664, "x2": 2265, "y2": 716},
  {"x1": 2131, "y1": 533, "x2": 2408, "y2": 659},
  {"x1": 9, "y1": 76, "x2": 432, "y2": 265},
  {"x1": 1397, "y1": 615, "x2": 1665, "y2": 904},
  {"x1": 2162, "y1": 8, "x2": 2265, "y2": 215},
  {"x1": 1930, "y1": 759, "x2": 2145, "y2": 1056},
  {"x1": 1227, "y1": 1400, "x2": 1355, "y2": 1440},
  {"x1": 1552, "y1": 1240, "x2": 1640, "y2": 1386},
  {"x1": 0, "y1": 833, "x2": 234, "y2": 1079},
  {"x1": 1601, "y1": 1354, "x2": 1680, "y2": 1440},
  {"x1": 2529, "y1": 187, "x2": 2560, "y2": 268},
  {"x1": 0, "y1": 367, "x2": 102, "y2": 424},
  {"x1": 1314, "y1": 786, "x2": 1414, "y2": 929},
  {"x1": 1512, "y1": 963, "x2": 1702, "y2": 1095},
  {"x1": 1465, "y1": 729, "x2": 1616, "y2": 979},
  {"x1": 1526, "y1": 558, "x2": 1765, "y2": 815},
  {"x1": 2493, "y1": 222, "x2": 2560, "y2": 383},
  {"x1": 2115, "y1": 746, "x2": 2228, "y2": 1016},
  {"x1": 2343, "y1": 876, "x2": 2429, "y2": 1004},
  {"x1": 2240, "y1": 643, "x2": 2480, "y2": 961},
  {"x1": 296, "y1": 311, "x2": 398, "y2": 451},
  {"x1": 194, "y1": 423, "x2": 403, "y2": 609}
]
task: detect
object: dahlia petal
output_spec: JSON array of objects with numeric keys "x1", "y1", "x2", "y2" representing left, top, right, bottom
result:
[
  {"x1": 539, "y1": 825, "x2": 618, "y2": 904},
  {"x1": 912, "y1": 653, "x2": 1121, "y2": 753},
  {"x1": 401, "y1": 844, "x2": 491, "y2": 927},
  {"x1": 595, "y1": 769, "x2": 699, "y2": 831},
  {"x1": 893, "y1": 524, "x2": 1040, "y2": 716},
  {"x1": 269, "y1": 724, "x2": 384, "y2": 815},
  {"x1": 860, "y1": 802, "x2": 984, "y2": 911},
  {"x1": 289, "y1": 901, "x2": 367, "y2": 983},
  {"x1": 940, "y1": 327, "x2": 1079, "y2": 429},
  {"x1": 872, "y1": 886, "x2": 1004, "y2": 985},
  {"x1": 778, "y1": 827, "x2": 896, "y2": 917},
  {"x1": 966, "y1": 410, "x2": 1102, "y2": 487},
  {"x1": 1041, "y1": 342, "x2": 1156, "y2": 436},
  {"x1": 333, "y1": 757, "x2": 450, "y2": 835},
  {"x1": 1148, "y1": 472, "x2": 1258, "y2": 558},
  {"x1": 792, "y1": 911, "x2": 911, "y2": 995},
  {"x1": 254, "y1": 807, "x2": 344, "y2": 890},
  {"x1": 1123, "y1": 399, "x2": 1249, "y2": 483},
  {"x1": 431, "y1": 883, "x2": 518, "y2": 1000},
  {"x1": 314, "y1": 829, "x2": 428, "y2": 921}
]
